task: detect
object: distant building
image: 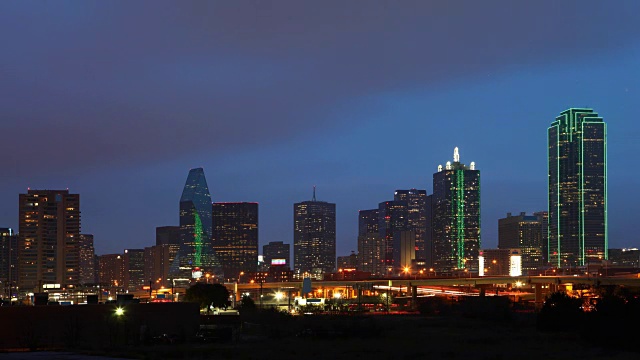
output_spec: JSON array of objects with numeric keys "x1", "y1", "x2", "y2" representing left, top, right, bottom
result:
[
  {"x1": 608, "y1": 249, "x2": 640, "y2": 268},
  {"x1": 337, "y1": 252, "x2": 357, "y2": 270},
  {"x1": 394, "y1": 231, "x2": 416, "y2": 274},
  {"x1": 357, "y1": 209, "x2": 385, "y2": 276},
  {"x1": 144, "y1": 244, "x2": 180, "y2": 288},
  {"x1": 293, "y1": 187, "x2": 336, "y2": 278},
  {"x1": 98, "y1": 253, "x2": 124, "y2": 291},
  {"x1": 548, "y1": 108, "x2": 607, "y2": 267},
  {"x1": 429, "y1": 147, "x2": 480, "y2": 274},
  {"x1": 212, "y1": 202, "x2": 259, "y2": 282},
  {"x1": 394, "y1": 189, "x2": 428, "y2": 261},
  {"x1": 124, "y1": 249, "x2": 145, "y2": 291},
  {"x1": 479, "y1": 249, "x2": 521, "y2": 277},
  {"x1": 263, "y1": 241, "x2": 290, "y2": 269},
  {"x1": 156, "y1": 226, "x2": 180, "y2": 246},
  {"x1": 1, "y1": 228, "x2": 18, "y2": 295},
  {"x1": 18, "y1": 190, "x2": 81, "y2": 292},
  {"x1": 78, "y1": 234, "x2": 96, "y2": 284},
  {"x1": 498, "y1": 212, "x2": 545, "y2": 275},
  {"x1": 378, "y1": 200, "x2": 408, "y2": 274}
]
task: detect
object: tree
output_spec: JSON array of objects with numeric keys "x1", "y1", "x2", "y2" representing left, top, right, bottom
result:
[
  {"x1": 537, "y1": 291, "x2": 583, "y2": 331},
  {"x1": 238, "y1": 294, "x2": 256, "y2": 312},
  {"x1": 184, "y1": 283, "x2": 230, "y2": 312}
]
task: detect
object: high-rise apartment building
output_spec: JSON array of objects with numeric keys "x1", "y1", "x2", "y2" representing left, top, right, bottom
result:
[
  {"x1": 293, "y1": 188, "x2": 336, "y2": 277},
  {"x1": 429, "y1": 148, "x2": 481, "y2": 274},
  {"x1": 212, "y1": 202, "x2": 259, "y2": 282},
  {"x1": 18, "y1": 190, "x2": 81, "y2": 292},
  {"x1": 357, "y1": 209, "x2": 385, "y2": 276},
  {"x1": 263, "y1": 241, "x2": 291, "y2": 269},
  {"x1": 394, "y1": 189, "x2": 427, "y2": 261},
  {"x1": 1, "y1": 228, "x2": 18, "y2": 296},
  {"x1": 548, "y1": 108, "x2": 607, "y2": 267},
  {"x1": 171, "y1": 168, "x2": 220, "y2": 282},
  {"x1": 498, "y1": 212, "x2": 545, "y2": 275},
  {"x1": 378, "y1": 200, "x2": 408, "y2": 274},
  {"x1": 78, "y1": 234, "x2": 96, "y2": 284},
  {"x1": 124, "y1": 249, "x2": 145, "y2": 291}
]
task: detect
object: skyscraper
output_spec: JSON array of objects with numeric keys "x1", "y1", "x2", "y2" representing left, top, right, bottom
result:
[
  {"x1": 212, "y1": 202, "x2": 259, "y2": 281},
  {"x1": 124, "y1": 248, "x2": 145, "y2": 291},
  {"x1": 171, "y1": 168, "x2": 220, "y2": 282},
  {"x1": 394, "y1": 189, "x2": 428, "y2": 261},
  {"x1": 78, "y1": 234, "x2": 96, "y2": 284},
  {"x1": 548, "y1": 108, "x2": 607, "y2": 267},
  {"x1": 1, "y1": 228, "x2": 18, "y2": 296},
  {"x1": 98, "y1": 253, "x2": 124, "y2": 292},
  {"x1": 18, "y1": 190, "x2": 81, "y2": 292},
  {"x1": 498, "y1": 212, "x2": 545, "y2": 275},
  {"x1": 378, "y1": 200, "x2": 408, "y2": 274},
  {"x1": 429, "y1": 148, "x2": 481, "y2": 274},
  {"x1": 156, "y1": 226, "x2": 180, "y2": 246},
  {"x1": 357, "y1": 209, "x2": 385, "y2": 276},
  {"x1": 293, "y1": 188, "x2": 336, "y2": 278}
]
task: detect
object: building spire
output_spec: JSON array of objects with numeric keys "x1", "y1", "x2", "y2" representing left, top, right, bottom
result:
[
  {"x1": 312, "y1": 185, "x2": 316, "y2": 201},
  {"x1": 453, "y1": 147, "x2": 460, "y2": 162}
]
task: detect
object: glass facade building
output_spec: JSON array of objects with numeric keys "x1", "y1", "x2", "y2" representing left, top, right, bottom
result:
[
  {"x1": 429, "y1": 148, "x2": 481, "y2": 274},
  {"x1": 394, "y1": 189, "x2": 428, "y2": 261},
  {"x1": 212, "y1": 202, "x2": 259, "y2": 282},
  {"x1": 357, "y1": 209, "x2": 385, "y2": 276},
  {"x1": 293, "y1": 191, "x2": 336, "y2": 278},
  {"x1": 171, "y1": 168, "x2": 221, "y2": 282},
  {"x1": 378, "y1": 201, "x2": 408, "y2": 274},
  {"x1": 548, "y1": 109, "x2": 607, "y2": 267}
]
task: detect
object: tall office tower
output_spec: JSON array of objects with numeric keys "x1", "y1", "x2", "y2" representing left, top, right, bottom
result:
[
  {"x1": 394, "y1": 231, "x2": 416, "y2": 272},
  {"x1": 394, "y1": 189, "x2": 427, "y2": 261},
  {"x1": 124, "y1": 249, "x2": 145, "y2": 291},
  {"x1": 293, "y1": 187, "x2": 336, "y2": 277},
  {"x1": 1, "y1": 228, "x2": 18, "y2": 296},
  {"x1": 18, "y1": 190, "x2": 81, "y2": 292},
  {"x1": 378, "y1": 200, "x2": 408, "y2": 274},
  {"x1": 498, "y1": 212, "x2": 545, "y2": 275},
  {"x1": 98, "y1": 253, "x2": 124, "y2": 290},
  {"x1": 263, "y1": 241, "x2": 291, "y2": 268},
  {"x1": 144, "y1": 244, "x2": 180, "y2": 288},
  {"x1": 171, "y1": 168, "x2": 220, "y2": 282},
  {"x1": 78, "y1": 234, "x2": 96, "y2": 284},
  {"x1": 430, "y1": 147, "x2": 481, "y2": 274},
  {"x1": 212, "y1": 202, "x2": 259, "y2": 281},
  {"x1": 357, "y1": 209, "x2": 385, "y2": 276},
  {"x1": 548, "y1": 109, "x2": 607, "y2": 267},
  {"x1": 156, "y1": 226, "x2": 180, "y2": 246}
]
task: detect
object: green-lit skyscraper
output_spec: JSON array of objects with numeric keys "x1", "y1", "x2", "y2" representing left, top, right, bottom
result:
[
  {"x1": 548, "y1": 108, "x2": 607, "y2": 268},
  {"x1": 170, "y1": 168, "x2": 221, "y2": 283},
  {"x1": 429, "y1": 147, "x2": 480, "y2": 274}
]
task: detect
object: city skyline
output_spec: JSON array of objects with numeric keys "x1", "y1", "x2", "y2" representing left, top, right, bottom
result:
[{"x1": 2, "y1": 1, "x2": 640, "y2": 258}]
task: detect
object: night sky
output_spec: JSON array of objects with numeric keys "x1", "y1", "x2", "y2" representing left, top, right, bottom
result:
[{"x1": 2, "y1": 1, "x2": 640, "y2": 258}]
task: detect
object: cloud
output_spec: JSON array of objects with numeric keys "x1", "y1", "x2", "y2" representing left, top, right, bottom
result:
[{"x1": 1, "y1": 0, "x2": 639, "y2": 178}]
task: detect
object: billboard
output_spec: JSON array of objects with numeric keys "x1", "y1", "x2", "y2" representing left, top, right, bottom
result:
[{"x1": 271, "y1": 259, "x2": 286, "y2": 266}]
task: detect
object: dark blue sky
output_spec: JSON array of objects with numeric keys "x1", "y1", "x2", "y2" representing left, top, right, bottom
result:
[{"x1": 2, "y1": 1, "x2": 640, "y2": 257}]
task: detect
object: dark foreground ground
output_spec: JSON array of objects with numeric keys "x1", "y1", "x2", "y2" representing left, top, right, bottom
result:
[{"x1": 18, "y1": 313, "x2": 637, "y2": 360}]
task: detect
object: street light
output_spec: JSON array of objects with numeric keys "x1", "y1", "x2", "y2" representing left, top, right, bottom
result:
[
  {"x1": 115, "y1": 307, "x2": 125, "y2": 316},
  {"x1": 403, "y1": 266, "x2": 410, "y2": 278}
]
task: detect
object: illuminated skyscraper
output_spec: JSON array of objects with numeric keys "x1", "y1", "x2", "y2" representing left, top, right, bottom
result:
[
  {"x1": 171, "y1": 168, "x2": 220, "y2": 282},
  {"x1": 124, "y1": 249, "x2": 145, "y2": 291},
  {"x1": 263, "y1": 241, "x2": 291, "y2": 269},
  {"x1": 78, "y1": 234, "x2": 96, "y2": 284},
  {"x1": 1, "y1": 228, "x2": 18, "y2": 296},
  {"x1": 548, "y1": 108, "x2": 607, "y2": 267},
  {"x1": 18, "y1": 190, "x2": 81, "y2": 292},
  {"x1": 429, "y1": 148, "x2": 481, "y2": 274},
  {"x1": 378, "y1": 200, "x2": 408, "y2": 274},
  {"x1": 212, "y1": 202, "x2": 259, "y2": 281},
  {"x1": 293, "y1": 187, "x2": 336, "y2": 277},
  {"x1": 357, "y1": 209, "x2": 385, "y2": 276},
  {"x1": 498, "y1": 212, "x2": 545, "y2": 275},
  {"x1": 394, "y1": 189, "x2": 427, "y2": 261}
]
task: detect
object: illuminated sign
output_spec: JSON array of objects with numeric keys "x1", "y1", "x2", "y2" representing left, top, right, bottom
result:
[
  {"x1": 192, "y1": 267, "x2": 203, "y2": 279},
  {"x1": 271, "y1": 259, "x2": 286, "y2": 266}
]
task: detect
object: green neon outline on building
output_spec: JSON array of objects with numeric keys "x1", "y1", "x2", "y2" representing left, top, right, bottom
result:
[{"x1": 194, "y1": 211, "x2": 202, "y2": 267}]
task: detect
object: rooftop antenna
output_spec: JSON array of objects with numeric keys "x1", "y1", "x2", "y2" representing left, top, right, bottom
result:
[
  {"x1": 453, "y1": 147, "x2": 460, "y2": 162},
  {"x1": 312, "y1": 185, "x2": 316, "y2": 201}
]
